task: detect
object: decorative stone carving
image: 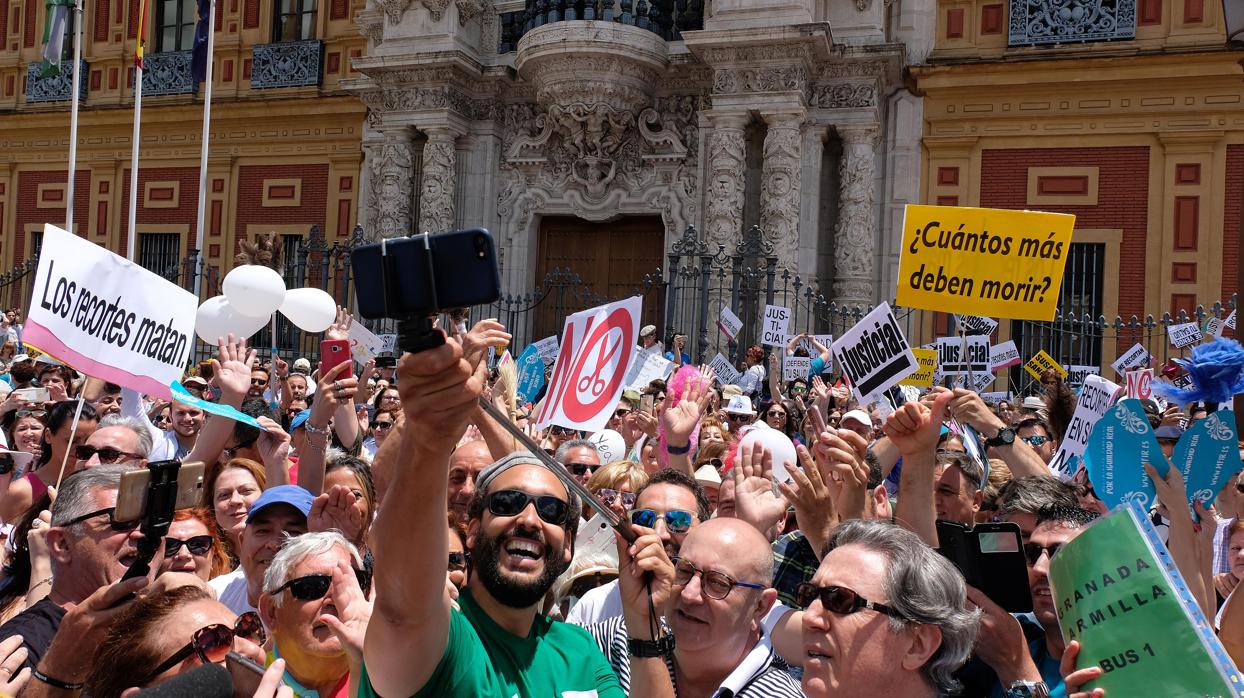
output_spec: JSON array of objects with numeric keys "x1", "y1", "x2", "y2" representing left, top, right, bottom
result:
[
  {"x1": 376, "y1": 0, "x2": 412, "y2": 24},
  {"x1": 817, "y1": 61, "x2": 888, "y2": 80},
  {"x1": 454, "y1": 0, "x2": 485, "y2": 25},
  {"x1": 855, "y1": 0, "x2": 871, "y2": 9},
  {"x1": 833, "y1": 124, "x2": 880, "y2": 305},
  {"x1": 704, "y1": 116, "x2": 746, "y2": 250},
  {"x1": 421, "y1": 0, "x2": 450, "y2": 21},
  {"x1": 808, "y1": 82, "x2": 876, "y2": 109},
  {"x1": 712, "y1": 65, "x2": 807, "y2": 95},
  {"x1": 759, "y1": 113, "x2": 803, "y2": 269},
  {"x1": 418, "y1": 129, "x2": 457, "y2": 233},
  {"x1": 369, "y1": 127, "x2": 416, "y2": 239}
]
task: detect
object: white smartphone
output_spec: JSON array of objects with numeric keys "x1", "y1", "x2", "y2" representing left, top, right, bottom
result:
[{"x1": 14, "y1": 387, "x2": 49, "y2": 402}]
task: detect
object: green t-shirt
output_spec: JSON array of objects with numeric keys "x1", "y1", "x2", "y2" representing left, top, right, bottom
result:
[{"x1": 358, "y1": 588, "x2": 624, "y2": 698}]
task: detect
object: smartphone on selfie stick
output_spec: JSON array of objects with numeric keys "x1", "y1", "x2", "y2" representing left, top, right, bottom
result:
[{"x1": 118, "y1": 460, "x2": 206, "y2": 581}]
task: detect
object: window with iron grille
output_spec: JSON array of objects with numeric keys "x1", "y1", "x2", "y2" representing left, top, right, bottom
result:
[
  {"x1": 138, "y1": 232, "x2": 182, "y2": 280},
  {"x1": 29, "y1": 231, "x2": 44, "y2": 259},
  {"x1": 272, "y1": 0, "x2": 316, "y2": 42},
  {"x1": 1010, "y1": 242, "x2": 1106, "y2": 390},
  {"x1": 157, "y1": 0, "x2": 197, "y2": 51}
]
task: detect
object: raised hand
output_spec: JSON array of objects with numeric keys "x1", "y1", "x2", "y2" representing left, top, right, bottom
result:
[
  {"x1": 883, "y1": 390, "x2": 952, "y2": 457},
  {"x1": 777, "y1": 444, "x2": 836, "y2": 556},
  {"x1": 462, "y1": 319, "x2": 512, "y2": 372},
  {"x1": 255, "y1": 417, "x2": 292, "y2": 470},
  {"x1": 274, "y1": 355, "x2": 290, "y2": 380},
  {"x1": 310, "y1": 361, "x2": 359, "y2": 427},
  {"x1": 325, "y1": 307, "x2": 354, "y2": 341},
  {"x1": 731, "y1": 441, "x2": 790, "y2": 537},
  {"x1": 309, "y1": 485, "x2": 367, "y2": 543},
  {"x1": 211, "y1": 335, "x2": 258, "y2": 404},
  {"x1": 397, "y1": 336, "x2": 483, "y2": 451},
  {"x1": 616, "y1": 525, "x2": 674, "y2": 640},
  {"x1": 812, "y1": 428, "x2": 871, "y2": 522},
  {"x1": 320, "y1": 558, "x2": 374, "y2": 668},
  {"x1": 661, "y1": 366, "x2": 712, "y2": 445}
]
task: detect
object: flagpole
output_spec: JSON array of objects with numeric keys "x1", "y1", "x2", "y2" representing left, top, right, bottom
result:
[
  {"x1": 65, "y1": 0, "x2": 83, "y2": 232},
  {"x1": 193, "y1": 0, "x2": 216, "y2": 297},
  {"x1": 127, "y1": 64, "x2": 142, "y2": 262}
]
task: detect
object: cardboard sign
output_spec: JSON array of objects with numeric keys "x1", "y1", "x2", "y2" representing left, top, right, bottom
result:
[
  {"x1": 515, "y1": 344, "x2": 546, "y2": 406},
  {"x1": 1024, "y1": 349, "x2": 1067, "y2": 381},
  {"x1": 1172, "y1": 412, "x2": 1243, "y2": 510},
  {"x1": 783, "y1": 356, "x2": 811, "y2": 382},
  {"x1": 1110, "y1": 342, "x2": 1151, "y2": 377},
  {"x1": 981, "y1": 391, "x2": 1014, "y2": 402},
  {"x1": 897, "y1": 205, "x2": 1075, "y2": 321},
  {"x1": 347, "y1": 321, "x2": 386, "y2": 362},
  {"x1": 934, "y1": 336, "x2": 990, "y2": 375},
  {"x1": 1056, "y1": 374, "x2": 1121, "y2": 465},
  {"x1": 1167, "y1": 321, "x2": 1201, "y2": 349},
  {"x1": 900, "y1": 348, "x2": 938, "y2": 387},
  {"x1": 831, "y1": 302, "x2": 919, "y2": 404},
  {"x1": 1125, "y1": 369, "x2": 1152, "y2": 401},
  {"x1": 1065, "y1": 364, "x2": 1097, "y2": 387},
  {"x1": 534, "y1": 297, "x2": 642, "y2": 433},
  {"x1": 954, "y1": 314, "x2": 998, "y2": 336},
  {"x1": 1227, "y1": 309, "x2": 1237, "y2": 330},
  {"x1": 378, "y1": 333, "x2": 397, "y2": 354},
  {"x1": 1083, "y1": 399, "x2": 1165, "y2": 509},
  {"x1": 989, "y1": 340, "x2": 1021, "y2": 371},
  {"x1": 708, "y1": 353, "x2": 741, "y2": 386},
  {"x1": 533, "y1": 335, "x2": 560, "y2": 363},
  {"x1": 762, "y1": 305, "x2": 791, "y2": 347},
  {"x1": 717, "y1": 307, "x2": 743, "y2": 341},
  {"x1": 625, "y1": 351, "x2": 673, "y2": 391},
  {"x1": 1049, "y1": 504, "x2": 1244, "y2": 698},
  {"x1": 1204, "y1": 317, "x2": 1226, "y2": 339},
  {"x1": 24, "y1": 224, "x2": 197, "y2": 399}
]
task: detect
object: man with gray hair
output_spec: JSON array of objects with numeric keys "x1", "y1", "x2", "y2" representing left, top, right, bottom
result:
[
  {"x1": 555, "y1": 438, "x2": 601, "y2": 486},
  {"x1": 73, "y1": 414, "x2": 152, "y2": 469},
  {"x1": 994, "y1": 475, "x2": 1079, "y2": 543},
  {"x1": 0, "y1": 463, "x2": 145, "y2": 669},
  {"x1": 799, "y1": 519, "x2": 980, "y2": 698},
  {"x1": 259, "y1": 530, "x2": 370, "y2": 697}
]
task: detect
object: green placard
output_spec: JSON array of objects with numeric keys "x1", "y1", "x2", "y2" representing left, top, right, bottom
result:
[{"x1": 1050, "y1": 503, "x2": 1244, "y2": 697}]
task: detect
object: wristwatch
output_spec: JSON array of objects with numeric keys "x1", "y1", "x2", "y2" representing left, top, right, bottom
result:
[
  {"x1": 627, "y1": 634, "x2": 675, "y2": 657},
  {"x1": 1005, "y1": 680, "x2": 1050, "y2": 698},
  {"x1": 985, "y1": 426, "x2": 1016, "y2": 448}
]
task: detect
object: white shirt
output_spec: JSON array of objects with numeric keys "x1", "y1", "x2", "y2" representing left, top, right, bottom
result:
[{"x1": 209, "y1": 568, "x2": 257, "y2": 616}]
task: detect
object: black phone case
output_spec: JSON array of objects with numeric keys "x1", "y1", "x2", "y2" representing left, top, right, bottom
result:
[
  {"x1": 353, "y1": 228, "x2": 501, "y2": 319},
  {"x1": 936, "y1": 520, "x2": 1033, "y2": 613}
]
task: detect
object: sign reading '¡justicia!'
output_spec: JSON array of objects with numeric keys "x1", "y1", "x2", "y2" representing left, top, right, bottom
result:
[
  {"x1": 831, "y1": 302, "x2": 919, "y2": 404},
  {"x1": 896, "y1": 205, "x2": 1076, "y2": 322}
]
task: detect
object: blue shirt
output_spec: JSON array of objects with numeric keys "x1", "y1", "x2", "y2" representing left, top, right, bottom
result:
[{"x1": 986, "y1": 636, "x2": 1065, "y2": 698}]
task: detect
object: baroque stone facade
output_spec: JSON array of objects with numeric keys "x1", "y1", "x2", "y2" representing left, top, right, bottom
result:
[{"x1": 345, "y1": 0, "x2": 930, "y2": 306}]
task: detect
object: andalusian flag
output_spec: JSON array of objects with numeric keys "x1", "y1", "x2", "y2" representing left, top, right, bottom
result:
[
  {"x1": 135, "y1": 0, "x2": 149, "y2": 67},
  {"x1": 40, "y1": 0, "x2": 73, "y2": 77}
]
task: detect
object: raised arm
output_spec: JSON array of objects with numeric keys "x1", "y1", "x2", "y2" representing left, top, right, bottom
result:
[
  {"x1": 767, "y1": 353, "x2": 783, "y2": 402},
  {"x1": 183, "y1": 336, "x2": 256, "y2": 466},
  {"x1": 363, "y1": 334, "x2": 484, "y2": 698},
  {"x1": 885, "y1": 391, "x2": 953, "y2": 548},
  {"x1": 947, "y1": 388, "x2": 1047, "y2": 479},
  {"x1": 299, "y1": 361, "x2": 356, "y2": 495},
  {"x1": 322, "y1": 310, "x2": 361, "y2": 450},
  {"x1": 659, "y1": 366, "x2": 712, "y2": 476}
]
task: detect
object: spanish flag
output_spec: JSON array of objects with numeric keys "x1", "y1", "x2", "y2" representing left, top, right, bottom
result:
[{"x1": 134, "y1": 0, "x2": 148, "y2": 67}]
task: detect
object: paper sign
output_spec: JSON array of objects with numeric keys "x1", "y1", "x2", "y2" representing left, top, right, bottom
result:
[
  {"x1": 1050, "y1": 504, "x2": 1244, "y2": 697},
  {"x1": 171, "y1": 381, "x2": 263, "y2": 428},
  {"x1": 761, "y1": 305, "x2": 791, "y2": 347},
  {"x1": 1065, "y1": 364, "x2": 1097, "y2": 387},
  {"x1": 990, "y1": 340, "x2": 1021, "y2": 370},
  {"x1": 1168, "y1": 322, "x2": 1201, "y2": 349},
  {"x1": 831, "y1": 302, "x2": 919, "y2": 404},
  {"x1": 534, "y1": 297, "x2": 642, "y2": 433},
  {"x1": 783, "y1": 356, "x2": 811, "y2": 382},
  {"x1": 533, "y1": 335, "x2": 560, "y2": 363},
  {"x1": 1204, "y1": 317, "x2": 1226, "y2": 338},
  {"x1": 897, "y1": 205, "x2": 1075, "y2": 321},
  {"x1": 347, "y1": 322, "x2": 385, "y2": 362},
  {"x1": 1057, "y1": 374, "x2": 1121, "y2": 463},
  {"x1": 378, "y1": 334, "x2": 397, "y2": 354},
  {"x1": 1125, "y1": 369, "x2": 1152, "y2": 401},
  {"x1": 954, "y1": 315, "x2": 998, "y2": 336},
  {"x1": 625, "y1": 351, "x2": 674, "y2": 391},
  {"x1": 515, "y1": 344, "x2": 546, "y2": 407},
  {"x1": 1172, "y1": 412, "x2": 1243, "y2": 511},
  {"x1": 900, "y1": 348, "x2": 938, "y2": 387},
  {"x1": 717, "y1": 307, "x2": 743, "y2": 341},
  {"x1": 1083, "y1": 399, "x2": 1165, "y2": 509},
  {"x1": 708, "y1": 353, "x2": 741, "y2": 386},
  {"x1": 24, "y1": 224, "x2": 197, "y2": 400},
  {"x1": 981, "y1": 391, "x2": 1014, "y2": 402},
  {"x1": 1227, "y1": 309, "x2": 1237, "y2": 330},
  {"x1": 934, "y1": 336, "x2": 990, "y2": 375},
  {"x1": 1110, "y1": 342, "x2": 1151, "y2": 376},
  {"x1": 1024, "y1": 349, "x2": 1067, "y2": 381}
]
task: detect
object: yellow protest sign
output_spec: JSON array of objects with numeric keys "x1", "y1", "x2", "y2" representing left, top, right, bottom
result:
[
  {"x1": 896, "y1": 205, "x2": 1075, "y2": 321},
  {"x1": 1024, "y1": 349, "x2": 1067, "y2": 381},
  {"x1": 900, "y1": 348, "x2": 938, "y2": 387}
]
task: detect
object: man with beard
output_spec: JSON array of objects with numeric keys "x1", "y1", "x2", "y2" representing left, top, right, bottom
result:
[{"x1": 360, "y1": 335, "x2": 622, "y2": 698}]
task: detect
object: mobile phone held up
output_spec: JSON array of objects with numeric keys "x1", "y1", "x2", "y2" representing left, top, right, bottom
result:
[
  {"x1": 352, "y1": 228, "x2": 501, "y2": 321},
  {"x1": 935, "y1": 520, "x2": 1032, "y2": 613},
  {"x1": 320, "y1": 339, "x2": 351, "y2": 377}
]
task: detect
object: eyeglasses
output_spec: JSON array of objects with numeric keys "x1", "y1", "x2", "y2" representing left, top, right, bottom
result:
[
  {"x1": 672, "y1": 557, "x2": 764, "y2": 600},
  {"x1": 379, "y1": 394, "x2": 400, "y2": 402},
  {"x1": 448, "y1": 552, "x2": 468, "y2": 572},
  {"x1": 250, "y1": 378, "x2": 268, "y2": 386},
  {"x1": 153, "y1": 414, "x2": 171, "y2": 425},
  {"x1": 794, "y1": 583, "x2": 906, "y2": 619},
  {"x1": 60, "y1": 506, "x2": 141, "y2": 533},
  {"x1": 272, "y1": 569, "x2": 372, "y2": 601},
  {"x1": 486, "y1": 489, "x2": 570, "y2": 525},
  {"x1": 629, "y1": 508, "x2": 694, "y2": 534},
  {"x1": 15, "y1": 409, "x2": 46, "y2": 419},
  {"x1": 73, "y1": 444, "x2": 144, "y2": 464},
  {"x1": 164, "y1": 535, "x2": 213, "y2": 558},
  {"x1": 597, "y1": 488, "x2": 636, "y2": 510},
  {"x1": 613, "y1": 409, "x2": 632, "y2": 419},
  {"x1": 146, "y1": 612, "x2": 266, "y2": 683},
  {"x1": 222, "y1": 435, "x2": 259, "y2": 459},
  {"x1": 726, "y1": 413, "x2": 752, "y2": 422},
  {"x1": 371, "y1": 421, "x2": 394, "y2": 430},
  {"x1": 790, "y1": 385, "x2": 808, "y2": 394},
  {"x1": 567, "y1": 462, "x2": 600, "y2": 477},
  {"x1": 1023, "y1": 543, "x2": 1064, "y2": 565},
  {"x1": 767, "y1": 411, "x2": 787, "y2": 420},
  {"x1": 1021, "y1": 435, "x2": 1049, "y2": 447},
  {"x1": 550, "y1": 426, "x2": 578, "y2": 437}
]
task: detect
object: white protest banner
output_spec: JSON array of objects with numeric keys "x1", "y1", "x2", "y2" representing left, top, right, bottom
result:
[
  {"x1": 1227, "y1": 309, "x2": 1237, "y2": 330},
  {"x1": 935, "y1": 336, "x2": 990, "y2": 375},
  {"x1": 1205, "y1": 317, "x2": 1226, "y2": 338},
  {"x1": 717, "y1": 307, "x2": 743, "y2": 341},
  {"x1": 708, "y1": 353, "x2": 741, "y2": 385},
  {"x1": 783, "y1": 356, "x2": 811, "y2": 382},
  {"x1": 347, "y1": 322, "x2": 385, "y2": 362},
  {"x1": 1168, "y1": 321, "x2": 1202, "y2": 349},
  {"x1": 533, "y1": 335, "x2": 560, "y2": 363},
  {"x1": 761, "y1": 305, "x2": 791, "y2": 347},
  {"x1": 831, "y1": 302, "x2": 919, "y2": 404},
  {"x1": 1054, "y1": 374, "x2": 1121, "y2": 469},
  {"x1": 971, "y1": 371, "x2": 995, "y2": 392},
  {"x1": 990, "y1": 340, "x2": 1021, "y2": 371},
  {"x1": 1065, "y1": 364, "x2": 1097, "y2": 387},
  {"x1": 625, "y1": 351, "x2": 674, "y2": 391},
  {"x1": 981, "y1": 391, "x2": 1014, "y2": 402},
  {"x1": 1110, "y1": 342, "x2": 1150, "y2": 376},
  {"x1": 955, "y1": 315, "x2": 999, "y2": 336},
  {"x1": 534, "y1": 296, "x2": 642, "y2": 433},
  {"x1": 378, "y1": 334, "x2": 397, "y2": 354},
  {"x1": 25, "y1": 224, "x2": 197, "y2": 399},
  {"x1": 1125, "y1": 369, "x2": 1153, "y2": 400}
]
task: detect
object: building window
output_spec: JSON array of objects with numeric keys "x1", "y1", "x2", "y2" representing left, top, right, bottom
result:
[
  {"x1": 272, "y1": 0, "x2": 316, "y2": 42},
  {"x1": 1010, "y1": 242, "x2": 1106, "y2": 386},
  {"x1": 29, "y1": 231, "x2": 44, "y2": 259},
  {"x1": 157, "y1": 0, "x2": 197, "y2": 52},
  {"x1": 138, "y1": 232, "x2": 182, "y2": 279}
]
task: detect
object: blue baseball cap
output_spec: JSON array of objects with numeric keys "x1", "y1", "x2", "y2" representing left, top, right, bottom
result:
[
  {"x1": 289, "y1": 409, "x2": 312, "y2": 431},
  {"x1": 247, "y1": 484, "x2": 314, "y2": 523}
]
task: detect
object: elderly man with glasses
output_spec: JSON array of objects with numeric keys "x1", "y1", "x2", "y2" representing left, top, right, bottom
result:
[{"x1": 73, "y1": 414, "x2": 151, "y2": 469}]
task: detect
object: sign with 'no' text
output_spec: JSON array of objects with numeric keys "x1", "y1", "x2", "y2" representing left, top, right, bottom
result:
[
  {"x1": 897, "y1": 205, "x2": 1075, "y2": 321},
  {"x1": 534, "y1": 296, "x2": 642, "y2": 434}
]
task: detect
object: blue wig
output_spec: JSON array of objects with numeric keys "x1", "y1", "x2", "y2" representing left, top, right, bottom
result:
[{"x1": 1152, "y1": 337, "x2": 1244, "y2": 406}]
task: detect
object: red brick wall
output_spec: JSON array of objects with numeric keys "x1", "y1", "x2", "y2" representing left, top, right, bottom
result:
[
  {"x1": 118, "y1": 166, "x2": 202, "y2": 258},
  {"x1": 1225, "y1": 145, "x2": 1241, "y2": 304},
  {"x1": 979, "y1": 146, "x2": 1151, "y2": 323},
  {"x1": 14, "y1": 170, "x2": 92, "y2": 257},
  {"x1": 234, "y1": 164, "x2": 329, "y2": 254}
]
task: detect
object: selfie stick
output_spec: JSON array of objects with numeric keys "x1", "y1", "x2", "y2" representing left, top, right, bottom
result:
[{"x1": 121, "y1": 460, "x2": 183, "y2": 581}]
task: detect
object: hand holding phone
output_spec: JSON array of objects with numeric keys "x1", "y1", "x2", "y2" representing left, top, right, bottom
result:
[
  {"x1": 319, "y1": 339, "x2": 351, "y2": 378},
  {"x1": 226, "y1": 652, "x2": 266, "y2": 698}
]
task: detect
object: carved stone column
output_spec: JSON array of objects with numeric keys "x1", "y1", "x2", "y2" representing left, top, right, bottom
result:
[
  {"x1": 759, "y1": 112, "x2": 804, "y2": 270},
  {"x1": 373, "y1": 125, "x2": 415, "y2": 239},
  {"x1": 417, "y1": 127, "x2": 459, "y2": 234},
  {"x1": 833, "y1": 124, "x2": 880, "y2": 306},
  {"x1": 704, "y1": 114, "x2": 748, "y2": 250}
]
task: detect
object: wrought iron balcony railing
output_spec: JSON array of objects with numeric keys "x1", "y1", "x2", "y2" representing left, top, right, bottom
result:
[
  {"x1": 250, "y1": 40, "x2": 324, "y2": 89},
  {"x1": 142, "y1": 50, "x2": 197, "y2": 96},
  {"x1": 25, "y1": 60, "x2": 89, "y2": 103},
  {"x1": 1008, "y1": 0, "x2": 1136, "y2": 47},
  {"x1": 498, "y1": 0, "x2": 703, "y2": 53}
]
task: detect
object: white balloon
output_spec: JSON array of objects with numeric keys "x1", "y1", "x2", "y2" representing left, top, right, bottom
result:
[
  {"x1": 195, "y1": 296, "x2": 269, "y2": 344},
  {"x1": 280, "y1": 288, "x2": 337, "y2": 333},
  {"x1": 587, "y1": 429, "x2": 626, "y2": 463},
  {"x1": 738, "y1": 427, "x2": 798, "y2": 483},
  {"x1": 222, "y1": 265, "x2": 286, "y2": 319}
]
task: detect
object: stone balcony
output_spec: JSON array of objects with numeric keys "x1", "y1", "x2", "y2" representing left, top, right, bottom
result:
[
  {"x1": 250, "y1": 40, "x2": 324, "y2": 89},
  {"x1": 498, "y1": 0, "x2": 703, "y2": 53},
  {"x1": 25, "y1": 60, "x2": 88, "y2": 103},
  {"x1": 1008, "y1": 0, "x2": 1137, "y2": 46}
]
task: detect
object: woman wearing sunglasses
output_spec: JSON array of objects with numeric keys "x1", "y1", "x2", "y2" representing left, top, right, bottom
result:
[
  {"x1": 160, "y1": 508, "x2": 232, "y2": 582},
  {"x1": 584, "y1": 460, "x2": 648, "y2": 521},
  {"x1": 0, "y1": 401, "x2": 98, "y2": 524},
  {"x1": 87, "y1": 585, "x2": 270, "y2": 698}
]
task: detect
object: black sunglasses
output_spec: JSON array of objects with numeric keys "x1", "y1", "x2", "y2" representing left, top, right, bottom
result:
[
  {"x1": 222, "y1": 434, "x2": 260, "y2": 459},
  {"x1": 250, "y1": 377, "x2": 268, "y2": 385},
  {"x1": 146, "y1": 612, "x2": 266, "y2": 683},
  {"x1": 794, "y1": 583, "x2": 905, "y2": 619},
  {"x1": 61, "y1": 506, "x2": 140, "y2": 533},
  {"x1": 1022, "y1": 543, "x2": 1064, "y2": 565},
  {"x1": 567, "y1": 462, "x2": 600, "y2": 477},
  {"x1": 486, "y1": 489, "x2": 570, "y2": 525},
  {"x1": 726, "y1": 413, "x2": 751, "y2": 422},
  {"x1": 164, "y1": 535, "x2": 213, "y2": 558},
  {"x1": 273, "y1": 568, "x2": 372, "y2": 601},
  {"x1": 15, "y1": 409, "x2": 46, "y2": 419},
  {"x1": 74, "y1": 444, "x2": 143, "y2": 464},
  {"x1": 370, "y1": 421, "x2": 394, "y2": 430}
]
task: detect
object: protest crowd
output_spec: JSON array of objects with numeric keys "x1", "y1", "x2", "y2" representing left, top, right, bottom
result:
[{"x1": 0, "y1": 222, "x2": 1240, "y2": 698}]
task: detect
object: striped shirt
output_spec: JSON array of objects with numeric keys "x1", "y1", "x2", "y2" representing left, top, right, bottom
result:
[{"x1": 584, "y1": 615, "x2": 805, "y2": 698}]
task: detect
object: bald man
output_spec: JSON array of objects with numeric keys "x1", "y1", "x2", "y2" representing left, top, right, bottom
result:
[
  {"x1": 447, "y1": 440, "x2": 492, "y2": 522},
  {"x1": 586, "y1": 517, "x2": 803, "y2": 697}
]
